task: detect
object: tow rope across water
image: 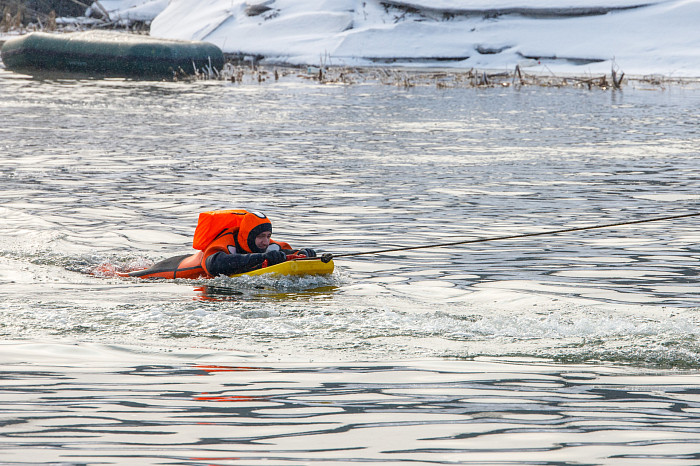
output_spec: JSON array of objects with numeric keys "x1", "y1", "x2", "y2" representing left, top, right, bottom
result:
[{"x1": 315, "y1": 211, "x2": 699, "y2": 262}]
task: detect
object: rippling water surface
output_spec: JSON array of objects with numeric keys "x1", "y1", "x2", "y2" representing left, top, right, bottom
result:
[{"x1": 0, "y1": 68, "x2": 699, "y2": 464}]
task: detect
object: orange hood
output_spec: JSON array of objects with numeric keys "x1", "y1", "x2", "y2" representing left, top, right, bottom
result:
[{"x1": 237, "y1": 211, "x2": 272, "y2": 253}]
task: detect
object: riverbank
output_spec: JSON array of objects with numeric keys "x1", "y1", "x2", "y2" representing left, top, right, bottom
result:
[
  {"x1": 3, "y1": 0, "x2": 700, "y2": 82},
  {"x1": 217, "y1": 60, "x2": 700, "y2": 91},
  {"x1": 0, "y1": 44, "x2": 694, "y2": 91},
  {"x1": 3, "y1": 30, "x2": 699, "y2": 90}
]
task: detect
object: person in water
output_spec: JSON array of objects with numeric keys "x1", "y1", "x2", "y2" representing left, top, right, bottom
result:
[{"x1": 126, "y1": 210, "x2": 316, "y2": 279}]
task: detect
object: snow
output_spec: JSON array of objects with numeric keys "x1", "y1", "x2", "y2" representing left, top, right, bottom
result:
[
  {"x1": 39, "y1": 0, "x2": 700, "y2": 76},
  {"x1": 87, "y1": 0, "x2": 170, "y2": 23}
]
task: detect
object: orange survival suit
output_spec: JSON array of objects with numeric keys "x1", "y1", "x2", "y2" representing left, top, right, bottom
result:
[{"x1": 126, "y1": 210, "x2": 312, "y2": 279}]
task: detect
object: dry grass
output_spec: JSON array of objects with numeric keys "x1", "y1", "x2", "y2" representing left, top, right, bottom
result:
[{"x1": 211, "y1": 60, "x2": 700, "y2": 91}]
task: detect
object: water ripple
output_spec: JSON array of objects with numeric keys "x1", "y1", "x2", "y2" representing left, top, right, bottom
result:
[{"x1": 1, "y1": 350, "x2": 700, "y2": 465}]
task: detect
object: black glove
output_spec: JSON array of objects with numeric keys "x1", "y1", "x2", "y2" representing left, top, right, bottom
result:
[
  {"x1": 298, "y1": 248, "x2": 317, "y2": 258},
  {"x1": 263, "y1": 250, "x2": 287, "y2": 265}
]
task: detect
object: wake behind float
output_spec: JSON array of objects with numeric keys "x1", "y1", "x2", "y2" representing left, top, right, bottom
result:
[{"x1": 1, "y1": 31, "x2": 224, "y2": 79}]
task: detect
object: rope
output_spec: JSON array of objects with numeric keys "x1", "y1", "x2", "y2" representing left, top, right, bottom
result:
[{"x1": 330, "y1": 211, "x2": 700, "y2": 259}]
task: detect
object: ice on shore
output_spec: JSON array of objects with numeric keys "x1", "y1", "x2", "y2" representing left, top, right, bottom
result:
[{"x1": 78, "y1": 0, "x2": 700, "y2": 76}]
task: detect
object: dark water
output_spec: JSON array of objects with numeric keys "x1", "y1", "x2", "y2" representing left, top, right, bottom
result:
[{"x1": 0, "y1": 68, "x2": 699, "y2": 464}]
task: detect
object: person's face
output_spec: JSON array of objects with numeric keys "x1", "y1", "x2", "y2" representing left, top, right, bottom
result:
[{"x1": 255, "y1": 231, "x2": 272, "y2": 250}]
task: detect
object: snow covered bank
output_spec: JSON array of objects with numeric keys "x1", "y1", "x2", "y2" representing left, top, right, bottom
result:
[
  {"x1": 3, "y1": 0, "x2": 697, "y2": 77},
  {"x1": 147, "y1": 0, "x2": 700, "y2": 77}
]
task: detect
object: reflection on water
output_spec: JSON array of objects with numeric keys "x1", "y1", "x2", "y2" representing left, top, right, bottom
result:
[
  {"x1": 2, "y1": 344, "x2": 700, "y2": 465},
  {"x1": 193, "y1": 283, "x2": 340, "y2": 302}
]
